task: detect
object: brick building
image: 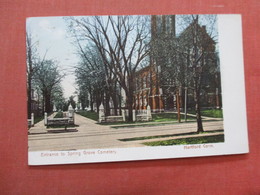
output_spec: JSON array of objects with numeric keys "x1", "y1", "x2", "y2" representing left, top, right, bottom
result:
[{"x1": 133, "y1": 15, "x2": 221, "y2": 112}]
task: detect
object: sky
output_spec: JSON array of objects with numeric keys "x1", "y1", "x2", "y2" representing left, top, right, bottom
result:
[
  {"x1": 27, "y1": 16, "x2": 78, "y2": 100},
  {"x1": 26, "y1": 15, "x2": 218, "y2": 101}
]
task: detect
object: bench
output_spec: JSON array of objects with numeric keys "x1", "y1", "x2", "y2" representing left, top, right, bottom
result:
[
  {"x1": 135, "y1": 114, "x2": 152, "y2": 121},
  {"x1": 105, "y1": 116, "x2": 124, "y2": 123},
  {"x1": 47, "y1": 118, "x2": 70, "y2": 130}
]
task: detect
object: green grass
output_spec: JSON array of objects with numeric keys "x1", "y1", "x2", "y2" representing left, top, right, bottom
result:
[
  {"x1": 111, "y1": 120, "x2": 201, "y2": 129},
  {"x1": 101, "y1": 113, "x2": 192, "y2": 125},
  {"x1": 101, "y1": 121, "x2": 145, "y2": 126},
  {"x1": 104, "y1": 113, "x2": 196, "y2": 127},
  {"x1": 103, "y1": 120, "x2": 179, "y2": 127},
  {"x1": 77, "y1": 111, "x2": 99, "y2": 121},
  {"x1": 31, "y1": 112, "x2": 54, "y2": 125},
  {"x1": 76, "y1": 110, "x2": 219, "y2": 127},
  {"x1": 54, "y1": 111, "x2": 63, "y2": 118},
  {"x1": 109, "y1": 113, "x2": 196, "y2": 128},
  {"x1": 112, "y1": 122, "x2": 172, "y2": 129},
  {"x1": 119, "y1": 130, "x2": 224, "y2": 141},
  {"x1": 143, "y1": 134, "x2": 224, "y2": 146},
  {"x1": 152, "y1": 113, "x2": 196, "y2": 122},
  {"x1": 188, "y1": 109, "x2": 223, "y2": 118},
  {"x1": 34, "y1": 116, "x2": 44, "y2": 124}
]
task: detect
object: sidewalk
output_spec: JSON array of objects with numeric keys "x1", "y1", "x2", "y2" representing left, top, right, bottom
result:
[
  {"x1": 28, "y1": 112, "x2": 57, "y2": 134},
  {"x1": 28, "y1": 113, "x2": 224, "y2": 151}
]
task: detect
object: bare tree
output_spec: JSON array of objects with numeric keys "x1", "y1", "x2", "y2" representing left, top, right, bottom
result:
[
  {"x1": 34, "y1": 59, "x2": 64, "y2": 113},
  {"x1": 67, "y1": 15, "x2": 150, "y2": 121},
  {"x1": 150, "y1": 15, "x2": 219, "y2": 132},
  {"x1": 176, "y1": 15, "x2": 219, "y2": 132},
  {"x1": 75, "y1": 44, "x2": 107, "y2": 113},
  {"x1": 52, "y1": 84, "x2": 66, "y2": 111},
  {"x1": 26, "y1": 31, "x2": 38, "y2": 118},
  {"x1": 26, "y1": 31, "x2": 51, "y2": 117}
]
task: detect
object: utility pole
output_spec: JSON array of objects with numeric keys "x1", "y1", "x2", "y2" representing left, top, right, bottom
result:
[
  {"x1": 216, "y1": 87, "x2": 220, "y2": 109},
  {"x1": 185, "y1": 87, "x2": 187, "y2": 122},
  {"x1": 176, "y1": 90, "x2": 181, "y2": 123}
]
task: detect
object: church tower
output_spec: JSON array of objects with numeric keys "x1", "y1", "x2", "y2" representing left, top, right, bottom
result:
[
  {"x1": 149, "y1": 15, "x2": 176, "y2": 112},
  {"x1": 151, "y1": 15, "x2": 176, "y2": 38}
]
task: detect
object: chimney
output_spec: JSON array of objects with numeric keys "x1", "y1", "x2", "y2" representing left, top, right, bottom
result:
[
  {"x1": 151, "y1": 15, "x2": 157, "y2": 39},
  {"x1": 162, "y1": 15, "x2": 166, "y2": 33},
  {"x1": 171, "y1": 15, "x2": 176, "y2": 37}
]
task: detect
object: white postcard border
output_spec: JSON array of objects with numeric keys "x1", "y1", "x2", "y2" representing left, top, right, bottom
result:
[{"x1": 28, "y1": 14, "x2": 249, "y2": 166}]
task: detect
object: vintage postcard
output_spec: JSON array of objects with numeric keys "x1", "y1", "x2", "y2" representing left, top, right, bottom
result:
[{"x1": 27, "y1": 14, "x2": 248, "y2": 165}]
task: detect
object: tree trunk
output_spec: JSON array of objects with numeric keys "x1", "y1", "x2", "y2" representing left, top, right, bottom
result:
[
  {"x1": 27, "y1": 76, "x2": 32, "y2": 118},
  {"x1": 45, "y1": 92, "x2": 52, "y2": 113},
  {"x1": 127, "y1": 95, "x2": 133, "y2": 122},
  {"x1": 96, "y1": 89, "x2": 104, "y2": 114},
  {"x1": 111, "y1": 82, "x2": 118, "y2": 116},
  {"x1": 194, "y1": 79, "x2": 204, "y2": 133},
  {"x1": 176, "y1": 90, "x2": 181, "y2": 123},
  {"x1": 118, "y1": 86, "x2": 122, "y2": 115},
  {"x1": 105, "y1": 90, "x2": 110, "y2": 116},
  {"x1": 26, "y1": 33, "x2": 33, "y2": 118},
  {"x1": 112, "y1": 95, "x2": 118, "y2": 116},
  {"x1": 90, "y1": 100, "x2": 94, "y2": 112},
  {"x1": 126, "y1": 78, "x2": 134, "y2": 122},
  {"x1": 89, "y1": 91, "x2": 94, "y2": 112},
  {"x1": 42, "y1": 95, "x2": 45, "y2": 115},
  {"x1": 96, "y1": 93, "x2": 100, "y2": 114}
]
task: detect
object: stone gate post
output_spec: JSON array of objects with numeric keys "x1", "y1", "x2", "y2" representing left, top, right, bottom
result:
[
  {"x1": 98, "y1": 103, "x2": 105, "y2": 123},
  {"x1": 132, "y1": 110, "x2": 136, "y2": 122},
  {"x1": 44, "y1": 112, "x2": 48, "y2": 126},
  {"x1": 122, "y1": 109, "x2": 126, "y2": 122},
  {"x1": 68, "y1": 104, "x2": 74, "y2": 124},
  {"x1": 31, "y1": 113, "x2": 34, "y2": 126},
  {"x1": 147, "y1": 105, "x2": 152, "y2": 121}
]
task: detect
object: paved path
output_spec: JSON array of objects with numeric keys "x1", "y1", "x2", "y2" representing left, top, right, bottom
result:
[
  {"x1": 28, "y1": 113, "x2": 224, "y2": 151},
  {"x1": 28, "y1": 113, "x2": 56, "y2": 134}
]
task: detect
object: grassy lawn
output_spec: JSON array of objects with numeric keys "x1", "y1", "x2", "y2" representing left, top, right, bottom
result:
[
  {"x1": 188, "y1": 109, "x2": 223, "y2": 118},
  {"x1": 152, "y1": 113, "x2": 196, "y2": 122},
  {"x1": 54, "y1": 111, "x2": 63, "y2": 118},
  {"x1": 34, "y1": 116, "x2": 44, "y2": 124},
  {"x1": 76, "y1": 111, "x2": 196, "y2": 126},
  {"x1": 101, "y1": 121, "x2": 145, "y2": 126},
  {"x1": 101, "y1": 113, "x2": 193, "y2": 126},
  {"x1": 111, "y1": 120, "x2": 207, "y2": 129},
  {"x1": 31, "y1": 112, "x2": 54, "y2": 125},
  {"x1": 107, "y1": 113, "x2": 196, "y2": 127},
  {"x1": 119, "y1": 130, "x2": 224, "y2": 141},
  {"x1": 77, "y1": 111, "x2": 99, "y2": 121},
  {"x1": 76, "y1": 110, "x2": 220, "y2": 127},
  {"x1": 143, "y1": 134, "x2": 224, "y2": 146},
  {"x1": 110, "y1": 113, "x2": 196, "y2": 128},
  {"x1": 112, "y1": 122, "x2": 175, "y2": 129}
]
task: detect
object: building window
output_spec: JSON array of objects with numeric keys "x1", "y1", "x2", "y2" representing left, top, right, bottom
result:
[
  {"x1": 146, "y1": 75, "x2": 149, "y2": 87},
  {"x1": 143, "y1": 77, "x2": 146, "y2": 88},
  {"x1": 137, "y1": 78, "x2": 140, "y2": 90},
  {"x1": 166, "y1": 16, "x2": 171, "y2": 33},
  {"x1": 156, "y1": 15, "x2": 162, "y2": 33}
]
